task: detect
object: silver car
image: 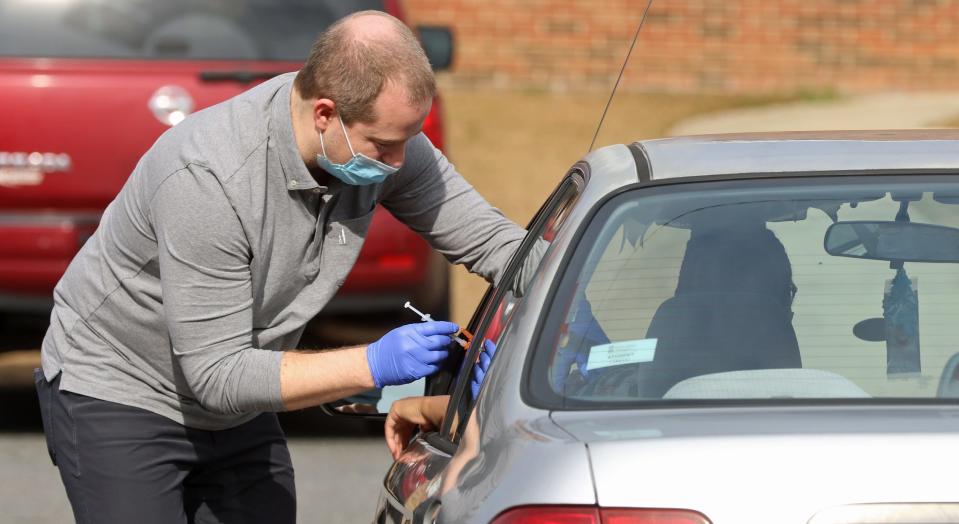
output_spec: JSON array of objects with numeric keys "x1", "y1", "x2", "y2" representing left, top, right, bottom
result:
[{"x1": 338, "y1": 130, "x2": 959, "y2": 524}]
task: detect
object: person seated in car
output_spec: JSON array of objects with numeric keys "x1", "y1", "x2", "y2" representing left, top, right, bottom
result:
[{"x1": 641, "y1": 223, "x2": 803, "y2": 396}]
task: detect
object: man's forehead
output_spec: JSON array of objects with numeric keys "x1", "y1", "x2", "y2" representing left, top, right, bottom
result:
[{"x1": 360, "y1": 86, "x2": 430, "y2": 139}]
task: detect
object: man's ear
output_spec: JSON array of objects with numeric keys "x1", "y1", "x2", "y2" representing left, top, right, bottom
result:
[{"x1": 313, "y1": 98, "x2": 336, "y2": 132}]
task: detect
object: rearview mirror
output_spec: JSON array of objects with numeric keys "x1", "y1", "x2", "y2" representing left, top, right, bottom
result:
[
  {"x1": 320, "y1": 378, "x2": 426, "y2": 419},
  {"x1": 824, "y1": 221, "x2": 959, "y2": 263}
]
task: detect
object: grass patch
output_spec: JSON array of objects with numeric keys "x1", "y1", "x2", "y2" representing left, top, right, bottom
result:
[{"x1": 443, "y1": 89, "x2": 797, "y2": 321}]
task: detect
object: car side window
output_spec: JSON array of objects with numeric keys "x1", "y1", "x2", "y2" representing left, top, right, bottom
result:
[{"x1": 441, "y1": 169, "x2": 585, "y2": 442}]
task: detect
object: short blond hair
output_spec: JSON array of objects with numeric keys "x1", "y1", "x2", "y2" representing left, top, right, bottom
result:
[{"x1": 294, "y1": 11, "x2": 436, "y2": 124}]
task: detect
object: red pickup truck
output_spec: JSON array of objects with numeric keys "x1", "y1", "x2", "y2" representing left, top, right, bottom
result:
[{"x1": 0, "y1": 1, "x2": 453, "y2": 342}]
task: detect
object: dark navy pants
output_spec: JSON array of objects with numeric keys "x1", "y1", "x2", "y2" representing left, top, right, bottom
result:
[{"x1": 34, "y1": 370, "x2": 296, "y2": 524}]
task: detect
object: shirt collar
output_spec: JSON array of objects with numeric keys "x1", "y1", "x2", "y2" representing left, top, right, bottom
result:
[{"x1": 270, "y1": 76, "x2": 320, "y2": 192}]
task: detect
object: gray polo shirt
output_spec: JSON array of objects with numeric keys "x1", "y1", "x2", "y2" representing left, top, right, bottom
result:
[{"x1": 40, "y1": 73, "x2": 525, "y2": 430}]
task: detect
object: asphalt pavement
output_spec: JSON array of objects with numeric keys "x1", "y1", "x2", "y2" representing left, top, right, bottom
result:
[
  {"x1": 0, "y1": 393, "x2": 393, "y2": 524},
  {"x1": 0, "y1": 434, "x2": 392, "y2": 524}
]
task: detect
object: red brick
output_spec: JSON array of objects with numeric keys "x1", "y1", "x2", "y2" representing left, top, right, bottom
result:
[{"x1": 404, "y1": 0, "x2": 959, "y2": 93}]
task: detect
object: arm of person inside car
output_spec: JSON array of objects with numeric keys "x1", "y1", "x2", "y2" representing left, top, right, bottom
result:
[
  {"x1": 385, "y1": 395, "x2": 451, "y2": 459},
  {"x1": 385, "y1": 338, "x2": 496, "y2": 457},
  {"x1": 380, "y1": 133, "x2": 526, "y2": 286}
]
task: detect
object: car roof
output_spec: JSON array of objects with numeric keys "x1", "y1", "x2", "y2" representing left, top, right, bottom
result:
[{"x1": 632, "y1": 129, "x2": 959, "y2": 181}]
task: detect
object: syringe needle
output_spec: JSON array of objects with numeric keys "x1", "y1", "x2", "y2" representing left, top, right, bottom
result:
[
  {"x1": 405, "y1": 301, "x2": 472, "y2": 349},
  {"x1": 403, "y1": 301, "x2": 432, "y2": 321}
]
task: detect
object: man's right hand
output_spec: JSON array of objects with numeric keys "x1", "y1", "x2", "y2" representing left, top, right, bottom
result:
[{"x1": 366, "y1": 321, "x2": 458, "y2": 388}]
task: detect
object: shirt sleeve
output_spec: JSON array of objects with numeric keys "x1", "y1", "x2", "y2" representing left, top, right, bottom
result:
[
  {"x1": 380, "y1": 133, "x2": 527, "y2": 286},
  {"x1": 150, "y1": 165, "x2": 284, "y2": 415}
]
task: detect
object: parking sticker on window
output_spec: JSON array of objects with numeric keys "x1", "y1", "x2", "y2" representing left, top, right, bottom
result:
[{"x1": 587, "y1": 338, "x2": 657, "y2": 370}]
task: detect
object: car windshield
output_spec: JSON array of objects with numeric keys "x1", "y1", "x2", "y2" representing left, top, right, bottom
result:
[
  {"x1": 534, "y1": 175, "x2": 959, "y2": 407},
  {"x1": 0, "y1": 0, "x2": 384, "y2": 61}
]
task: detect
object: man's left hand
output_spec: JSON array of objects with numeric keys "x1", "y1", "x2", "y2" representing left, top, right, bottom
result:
[{"x1": 470, "y1": 339, "x2": 497, "y2": 400}]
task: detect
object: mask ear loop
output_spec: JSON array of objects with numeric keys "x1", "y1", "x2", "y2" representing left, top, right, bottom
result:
[
  {"x1": 318, "y1": 114, "x2": 357, "y2": 160},
  {"x1": 336, "y1": 115, "x2": 357, "y2": 157},
  {"x1": 318, "y1": 128, "x2": 330, "y2": 158}
]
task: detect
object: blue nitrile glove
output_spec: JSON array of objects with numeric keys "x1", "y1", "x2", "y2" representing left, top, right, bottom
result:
[
  {"x1": 551, "y1": 345, "x2": 590, "y2": 392},
  {"x1": 366, "y1": 321, "x2": 458, "y2": 388},
  {"x1": 470, "y1": 339, "x2": 497, "y2": 400},
  {"x1": 551, "y1": 299, "x2": 609, "y2": 392}
]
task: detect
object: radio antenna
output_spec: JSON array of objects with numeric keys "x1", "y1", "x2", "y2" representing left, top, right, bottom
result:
[{"x1": 588, "y1": 0, "x2": 655, "y2": 152}]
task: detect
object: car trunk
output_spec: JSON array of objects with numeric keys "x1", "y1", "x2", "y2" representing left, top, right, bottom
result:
[{"x1": 551, "y1": 406, "x2": 959, "y2": 524}]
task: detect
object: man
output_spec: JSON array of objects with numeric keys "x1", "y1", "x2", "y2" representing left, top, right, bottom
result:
[{"x1": 33, "y1": 11, "x2": 524, "y2": 524}]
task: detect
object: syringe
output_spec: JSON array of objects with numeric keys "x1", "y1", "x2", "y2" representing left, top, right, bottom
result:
[{"x1": 404, "y1": 301, "x2": 472, "y2": 348}]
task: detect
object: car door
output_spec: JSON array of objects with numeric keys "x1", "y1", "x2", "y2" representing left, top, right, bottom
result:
[{"x1": 374, "y1": 168, "x2": 586, "y2": 524}]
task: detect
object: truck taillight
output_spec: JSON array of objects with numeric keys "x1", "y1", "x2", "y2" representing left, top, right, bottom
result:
[
  {"x1": 375, "y1": 253, "x2": 415, "y2": 271},
  {"x1": 490, "y1": 506, "x2": 712, "y2": 524}
]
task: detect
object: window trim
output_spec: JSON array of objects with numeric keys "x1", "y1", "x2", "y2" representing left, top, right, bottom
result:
[
  {"x1": 424, "y1": 286, "x2": 493, "y2": 398},
  {"x1": 437, "y1": 168, "x2": 588, "y2": 440}
]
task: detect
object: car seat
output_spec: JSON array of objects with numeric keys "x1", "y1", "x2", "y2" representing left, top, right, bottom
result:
[{"x1": 641, "y1": 227, "x2": 802, "y2": 398}]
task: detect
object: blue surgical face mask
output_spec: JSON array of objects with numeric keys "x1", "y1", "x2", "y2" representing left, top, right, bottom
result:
[{"x1": 316, "y1": 116, "x2": 399, "y2": 186}]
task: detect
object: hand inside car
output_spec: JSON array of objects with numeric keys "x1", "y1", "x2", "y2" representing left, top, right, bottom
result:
[
  {"x1": 385, "y1": 395, "x2": 450, "y2": 459},
  {"x1": 552, "y1": 298, "x2": 608, "y2": 391}
]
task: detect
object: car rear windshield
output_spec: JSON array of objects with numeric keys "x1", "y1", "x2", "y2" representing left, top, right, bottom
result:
[
  {"x1": 531, "y1": 176, "x2": 959, "y2": 408},
  {"x1": 0, "y1": 0, "x2": 384, "y2": 61}
]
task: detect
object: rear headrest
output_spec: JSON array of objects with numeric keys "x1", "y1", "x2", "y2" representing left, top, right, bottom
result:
[
  {"x1": 676, "y1": 228, "x2": 795, "y2": 310},
  {"x1": 641, "y1": 292, "x2": 802, "y2": 397}
]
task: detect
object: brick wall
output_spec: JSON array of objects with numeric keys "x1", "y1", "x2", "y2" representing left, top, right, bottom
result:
[{"x1": 404, "y1": 0, "x2": 959, "y2": 94}]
